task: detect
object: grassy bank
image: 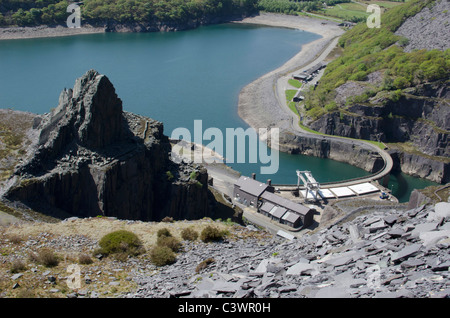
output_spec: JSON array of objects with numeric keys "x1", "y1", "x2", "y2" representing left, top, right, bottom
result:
[{"x1": 304, "y1": 0, "x2": 449, "y2": 113}]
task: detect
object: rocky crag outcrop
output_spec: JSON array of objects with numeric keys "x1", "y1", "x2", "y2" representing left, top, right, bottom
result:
[
  {"x1": 306, "y1": 80, "x2": 449, "y2": 183},
  {"x1": 130, "y1": 201, "x2": 450, "y2": 298},
  {"x1": 308, "y1": 80, "x2": 449, "y2": 156},
  {"x1": 273, "y1": 131, "x2": 385, "y2": 174},
  {"x1": 302, "y1": 0, "x2": 449, "y2": 184},
  {"x1": 2, "y1": 70, "x2": 212, "y2": 221}
]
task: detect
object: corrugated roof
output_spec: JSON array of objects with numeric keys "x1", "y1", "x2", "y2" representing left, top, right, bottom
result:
[
  {"x1": 235, "y1": 176, "x2": 268, "y2": 198},
  {"x1": 261, "y1": 191, "x2": 311, "y2": 216},
  {"x1": 260, "y1": 201, "x2": 275, "y2": 213},
  {"x1": 293, "y1": 73, "x2": 309, "y2": 79},
  {"x1": 282, "y1": 211, "x2": 301, "y2": 223},
  {"x1": 269, "y1": 206, "x2": 287, "y2": 219}
]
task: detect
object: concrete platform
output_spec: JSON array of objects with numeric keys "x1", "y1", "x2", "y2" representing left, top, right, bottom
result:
[
  {"x1": 329, "y1": 187, "x2": 355, "y2": 197},
  {"x1": 348, "y1": 182, "x2": 380, "y2": 195},
  {"x1": 319, "y1": 189, "x2": 336, "y2": 199},
  {"x1": 300, "y1": 189, "x2": 335, "y2": 199}
]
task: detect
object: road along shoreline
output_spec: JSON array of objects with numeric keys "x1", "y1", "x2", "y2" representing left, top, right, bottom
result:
[
  {"x1": 235, "y1": 13, "x2": 344, "y2": 135},
  {"x1": 234, "y1": 13, "x2": 393, "y2": 186}
]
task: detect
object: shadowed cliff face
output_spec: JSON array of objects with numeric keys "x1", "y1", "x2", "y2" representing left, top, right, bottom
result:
[
  {"x1": 306, "y1": 80, "x2": 449, "y2": 183},
  {"x1": 4, "y1": 70, "x2": 211, "y2": 221}
]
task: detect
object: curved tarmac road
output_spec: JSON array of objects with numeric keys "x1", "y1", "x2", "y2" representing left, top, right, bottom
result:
[
  {"x1": 274, "y1": 37, "x2": 393, "y2": 187},
  {"x1": 236, "y1": 14, "x2": 393, "y2": 187}
]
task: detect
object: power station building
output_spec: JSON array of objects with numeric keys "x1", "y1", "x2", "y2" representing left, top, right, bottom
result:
[{"x1": 233, "y1": 175, "x2": 314, "y2": 229}]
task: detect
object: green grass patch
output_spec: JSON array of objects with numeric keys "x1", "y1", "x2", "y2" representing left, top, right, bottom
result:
[
  {"x1": 298, "y1": 11, "x2": 344, "y2": 22},
  {"x1": 361, "y1": 1, "x2": 406, "y2": 9},
  {"x1": 288, "y1": 101, "x2": 300, "y2": 117},
  {"x1": 322, "y1": 2, "x2": 369, "y2": 22},
  {"x1": 288, "y1": 79, "x2": 302, "y2": 88},
  {"x1": 189, "y1": 171, "x2": 199, "y2": 180},
  {"x1": 285, "y1": 89, "x2": 301, "y2": 117},
  {"x1": 285, "y1": 89, "x2": 297, "y2": 101}
]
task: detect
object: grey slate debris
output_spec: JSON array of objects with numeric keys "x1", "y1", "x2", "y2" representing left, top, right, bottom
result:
[
  {"x1": 129, "y1": 202, "x2": 450, "y2": 298},
  {"x1": 391, "y1": 244, "x2": 422, "y2": 264}
]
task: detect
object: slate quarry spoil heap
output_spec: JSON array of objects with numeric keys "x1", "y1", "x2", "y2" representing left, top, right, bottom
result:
[
  {"x1": 131, "y1": 201, "x2": 450, "y2": 298},
  {"x1": 3, "y1": 70, "x2": 210, "y2": 221}
]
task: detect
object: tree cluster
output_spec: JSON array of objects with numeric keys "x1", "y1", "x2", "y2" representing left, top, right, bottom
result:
[
  {"x1": 0, "y1": 0, "x2": 259, "y2": 26},
  {"x1": 257, "y1": 0, "x2": 350, "y2": 16}
]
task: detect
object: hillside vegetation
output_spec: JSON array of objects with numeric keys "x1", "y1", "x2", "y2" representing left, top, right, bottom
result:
[
  {"x1": 0, "y1": 0, "x2": 258, "y2": 26},
  {"x1": 304, "y1": 0, "x2": 449, "y2": 117},
  {"x1": 257, "y1": 0, "x2": 350, "y2": 16},
  {"x1": 297, "y1": 0, "x2": 449, "y2": 183}
]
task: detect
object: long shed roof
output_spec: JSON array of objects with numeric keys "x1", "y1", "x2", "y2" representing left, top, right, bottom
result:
[
  {"x1": 261, "y1": 191, "x2": 311, "y2": 216},
  {"x1": 235, "y1": 176, "x2": 269, "y2": 198},
  {"x1": 260, "y1": 201, "x2": 275, "y2": 214}
]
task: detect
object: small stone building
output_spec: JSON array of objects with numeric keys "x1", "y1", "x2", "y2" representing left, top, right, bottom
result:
[{"x1": 233, "y1": 175, "x2": 273, "y2": 208}]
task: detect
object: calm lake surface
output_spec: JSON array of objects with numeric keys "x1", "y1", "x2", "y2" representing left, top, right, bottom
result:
[{"x1": 0, "y1": 23, "x2": 438, "y2": 202}]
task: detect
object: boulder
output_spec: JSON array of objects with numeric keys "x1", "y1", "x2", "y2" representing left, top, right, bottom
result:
[
  {"x1": 391, "y1": 244, "x2": 422, "y2": 264},
  {"x1": 435, "y1": 202, "x2": 450, "y2": 220}
]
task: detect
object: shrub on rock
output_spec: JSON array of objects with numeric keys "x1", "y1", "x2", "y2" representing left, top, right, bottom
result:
[
  {"x1": 29, "y1": 248, "x2": 59, "y2": 267},
  {"x1": 157, "y1": 228, "x2": 172, "y2": 238},
  {"x1": 98, "y1": 230, "x2": 144, "y2": 258},
  {"x1": 181, "y1": 227, "x2": 199, "y2": 241},
  {"x1": 150, "y1": 246, "x2": 176, "y2": 266},
  {"x1": 156, "y1": 235, "x2": 182, "y2": 253},
  {"x1": 200, "y1": 225, "x2": 225, "y2": 243}
]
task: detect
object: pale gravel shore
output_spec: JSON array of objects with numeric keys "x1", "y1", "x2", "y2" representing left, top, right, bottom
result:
[
  {"x1": 0, "y1": 24, "x2": 105, "y2": 40},
  {"x1": 233, "y1": 13, "x2": 395, "y2": 184},
  {"x1": 233, "y1": 13, "x2": 345, "y2": 139}
]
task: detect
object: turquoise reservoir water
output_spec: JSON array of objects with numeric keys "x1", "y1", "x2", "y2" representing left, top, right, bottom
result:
[{"x1": 0, "y1": 24, "x2": 438, "y2": 202}]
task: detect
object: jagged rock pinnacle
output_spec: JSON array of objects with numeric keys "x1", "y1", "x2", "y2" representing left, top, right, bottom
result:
[
  {"x1": 4, "y1": 70, "x2": 212, "y2": 221},
  {"x1": 40, "y1": 69, "x2": 125, "y2": 151}
]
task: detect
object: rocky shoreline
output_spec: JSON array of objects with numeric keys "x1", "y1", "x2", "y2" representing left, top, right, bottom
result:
[
  {"x1": 0, "y1": 14, "x2": 249, "y2": 41},
  {"x1": 236, "y1": 13, "x2": 345, "y2": 135},
  {"x1": 0, "y1": 24, "x2": 105, "y2": 40},
  {"x1": 234, "y1": 14, "x2": 397, "y2": 178}
]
